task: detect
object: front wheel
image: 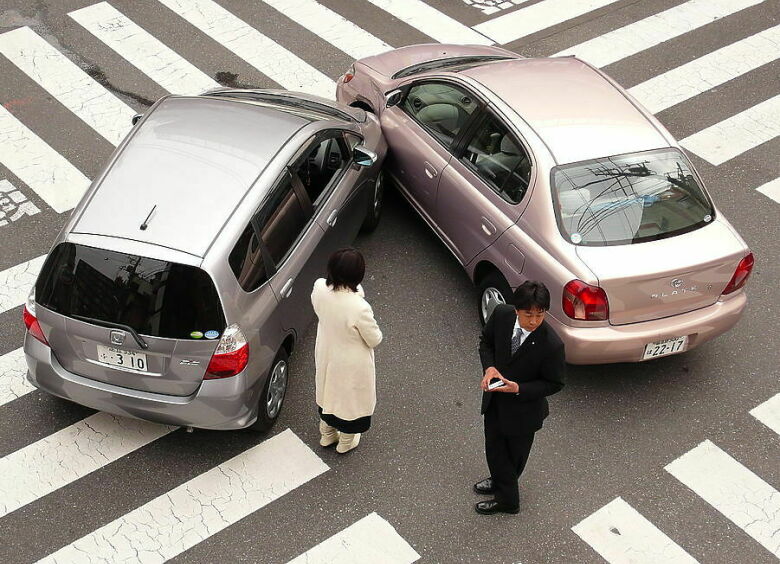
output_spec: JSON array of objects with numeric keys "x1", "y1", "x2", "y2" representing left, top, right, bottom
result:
[
  {"x1": 477, "y1": 271, "x2": 512, "y2": 326},
  {"x1": 248, "y1": 348, "x2": 289, "y2": 432},
  {"x1": 360, "y1": 171, "x2": 384, "y2": 233}
]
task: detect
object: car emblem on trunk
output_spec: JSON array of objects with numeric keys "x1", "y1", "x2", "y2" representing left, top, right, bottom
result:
[
  {"x1": 110, "y1": 330, "x2": 125, "y2": 346},
  {"x1": 671, "y1": 278, "x2": 684, "y2": 288}
]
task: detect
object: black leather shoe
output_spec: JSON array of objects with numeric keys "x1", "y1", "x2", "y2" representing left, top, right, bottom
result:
[
  {"x1": 475, "y1": 500, "x2": 519, "y2": 515},
  {"x1": 473, "y1": 478, "x2": 494, "y2": 495}
]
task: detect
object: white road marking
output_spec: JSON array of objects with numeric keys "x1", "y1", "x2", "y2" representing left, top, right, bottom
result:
[
  {"x1": 665, "y1": 440, "x2": 780, "y2": 558},
  {"x1": 39, "y1": 429, "x2": 328, "y2": 563},
  {"x1": 156, "y1": 0, "x2": 336, "y2": 98},
  {"x1": 474, "y1": 0, "x2": 620, "y2": 45},
  {"x1": 0, "y1": 105, "x2": 90, "y2": 213},
  {"x1": 572, "y1": 497, "x2": 699, "y2": 564},
  {"x1": 0, "y1": 254, "x2": 46, "y2": 315},
  {"x1": 628, "y1": 24, "x2": 780, "y2": 113},
  {"x1": 366, "y1": 0, "x2": 492, "y2": 45},
  {"x1": 750, "y1": 392, "x2": 780, "y2": 435},
  {"x1": 680, "y1": 94, "x2": 780, "y2": 165},
  {"x1": 0, "y1": 412, "x2": 175, "y2": 519},
  {"x1": 755, "y1": 178, "x2": 780, "y2": 205},
  {"x1": 553, "y1": 0, "x2": 765, "y2": 68},
  {"x1": 0, "y1": 26, "x2": 135, "y2": 146},
  {"x1": 69, "y1": 2, "x2": 219, "y2": 96},
  {"x1": 0, "y1": 348, "x2": 34, "y2": 408},
  {"x1": 261, "y1": 0, "x2": 392, "y2": 60},
  {"x1": 287, "y1": 512, "x2": 420, "y2": 564},
  {"x1": 0, "y1": 179, "x2": 40, "y2": 227}
]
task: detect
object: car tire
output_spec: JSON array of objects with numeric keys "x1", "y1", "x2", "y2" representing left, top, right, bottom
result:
[
  {"x1": 477, "y1": 271, "x2": 512, "y2": 326},
  {"x1": 360, "y1": 170, "x2": 384, "y2": 233},
  {"x1": 248, "y1": 348, "x2": 289, "y2": 432}
]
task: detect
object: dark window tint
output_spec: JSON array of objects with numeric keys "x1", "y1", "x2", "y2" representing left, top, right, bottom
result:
[
  {"x1": 463, "y1": 114, "x2": 530, "y2": 203},
  {"x1": 36, "y1": 243, "x2": 226, "y2": 339},
  {"x1": 293, "y1": 134, "x2": 348, "y2": 208},
  {"x1": 402, "y1": 83, "x2": 478, "y2": 147},
  {"x1": 257, "y1": 173, "x2": 309, "y2": 264},
  {"x1": 229, "y1": 223, "x2": 268, "y2": 291}
]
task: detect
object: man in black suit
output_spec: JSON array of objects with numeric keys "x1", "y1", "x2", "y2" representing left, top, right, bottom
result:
[{"x1": 474, "y1": 280, "x2": 565, "y2": 515}]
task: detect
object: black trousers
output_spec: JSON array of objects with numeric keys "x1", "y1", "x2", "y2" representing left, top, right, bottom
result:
[{"x1": 484, "y1": 409, "x2": 535, "y2": 509}]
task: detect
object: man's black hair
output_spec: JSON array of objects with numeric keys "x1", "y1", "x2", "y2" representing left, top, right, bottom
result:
[
  {"x1": 326, "y1": 247, "x2": 365, "y2": 292},
  {"x1": 512, "y1": 280, "x2": 550, "y2": 311}
]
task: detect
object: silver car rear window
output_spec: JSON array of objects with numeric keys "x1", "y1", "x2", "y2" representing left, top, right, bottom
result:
[
  {"x1": 551, "y1": 149, "x2": 714, "y2": 246},
  {"x1": 36, "y1": 243, "x2": 226, "y2": 339}
]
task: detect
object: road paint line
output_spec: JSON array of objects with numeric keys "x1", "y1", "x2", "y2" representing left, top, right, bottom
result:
[
  {"x1": 572, "y1": 497, "x2": 699, "y2": 563},
  {"x1": 553, "y1": 0, "x2": 765, "y2": 67},
  {"x1": 39, "y1": 429, "x2": 328, "y2": 563},
  {"x1": 366, "y1": 0, "x2": 492, "y2": 45},
  {"x1": 0, "y1": 26, "x2": 135, "y2": 146},
  {"x1": 680, "y1": 94, "x2": 780, "y2": 165},
  {"x1": 287, "y1": 512, "x2": 420, "y2": 564},
  {"x1": 665, "y1": 440, "x2": 780, "y2": 558},
  {"x1": 474, "y1": 0, "x2": 620, "y2": 45},
  {"x1": 0, "y1": 178, "x2": 40, "y2": 227},
  {"x1": 0, "y1": 412, "x2": 175, "y2": 519},
  {"x1": 0, "y1": 105, "x2": 90, "y2": 213},
  {"x1": 0, "y1": 254, "x2": 46, "y2": 315},
  {"x1": 156, "y1": 0, "x2": 336, "y2": 98},
  {"x1": 628, "y1": 24, "x2": 780, "y2": 113},
  {"x1": 750, "y1": 392, "x2": 780, "y2": 435},
  {"x1": 755, "y1": 178, "x2": 780, "y2": 205},
  {"x1": 70, "y1": 2, "x2": 219, "y2": 96},
  {"x1": 0, "y1": 348, "x2": 35, "y2": 408},
  {"x1": 261, "y1": 0, "x2": 392, "y2": 60}
]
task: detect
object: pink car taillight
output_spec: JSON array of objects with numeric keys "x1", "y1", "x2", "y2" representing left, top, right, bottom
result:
[
  {"x1": 562, "y1": 280, "x2": 609, "y2": 321},
  {"x1": 23, "y1": 290, "x2": 49, "y2": 346},
  {"x1": 722, "y1": 252, "x2": 754, "y2": 295},
  {"x1": 342, "y1": 64, "x2": 355, "y2": 83},
  {"x1": 205, "y1": 324, "x2": 249, "y2": 379}
]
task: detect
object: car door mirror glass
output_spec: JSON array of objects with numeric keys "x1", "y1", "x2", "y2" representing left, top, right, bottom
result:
[
  {"x1": 385, "y1": 89, "x2": 403, "y2": 108},
  {"x1": 353, "y1": 145, "x2": 377, "y2": 167}
]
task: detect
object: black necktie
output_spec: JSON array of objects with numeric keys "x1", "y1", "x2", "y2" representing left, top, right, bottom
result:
[{"x1": 511, "y1": 328, "x2": 523, "y2": 355}]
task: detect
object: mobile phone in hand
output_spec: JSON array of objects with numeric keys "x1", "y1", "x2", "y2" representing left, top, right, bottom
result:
[{"x1": 488, "y1": 378, "x2": 506, "y2": 390}]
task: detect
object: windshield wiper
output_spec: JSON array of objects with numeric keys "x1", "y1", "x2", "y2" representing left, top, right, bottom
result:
[{"x1": 72, "y1": 315, "x2": 149, "y2": 349}]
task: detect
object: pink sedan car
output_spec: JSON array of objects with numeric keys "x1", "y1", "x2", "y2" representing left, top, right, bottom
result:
[{"x1": 336, "y1": 44, "x2": 753, "y2": 365}]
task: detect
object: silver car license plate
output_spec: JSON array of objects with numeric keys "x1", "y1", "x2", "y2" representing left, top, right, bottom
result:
[
  {"x1": 97, "y1": 345, "x2": 148, "y2": 371},
  {"x1": 642, "y1": 336, "x2": 688, "y2": 360}
]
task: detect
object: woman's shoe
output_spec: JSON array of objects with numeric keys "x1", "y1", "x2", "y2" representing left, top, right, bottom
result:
[
  {"x1": 319, "y1": 420, "x2": 339, "y2": 447},
  {"x1": 336, "y1": 432, "x2": 360, "y2": 454}
]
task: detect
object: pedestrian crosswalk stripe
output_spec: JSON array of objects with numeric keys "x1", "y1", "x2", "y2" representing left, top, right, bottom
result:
[
  {"x1": 572, "y1": 497, "x2": 699, "y2": 564},
  {"x1": 261, "y1": 0, "x2": 393, "y2": 60},
  {"x1": 680, "y1": 94, "x2": 780, "y2": 165},
  {"x1": 0, "y1": 178, "x2": 40, "y2": 227},
  {"x1": 39, "y1": 428, "x2": 328, "y2": 563},
  {"x1": 287, "y1": 512, "x2": 420, "y2": 564},
  {"x1": 70, "y1": 2, "x2": 220, "y2": 97},
  {"x1": 0, "y1": 348, "x2": 34, "y2": 408},
  {"x1": 0, "y1": 412, "x2": 174, "y2": 520},
  {"x1": 0, "y1": 26, "x2": 135, "y2": 146},
  {"x1": 665, "y1": 440, "x2": 780, "y2": 558},
  {"x1": 0, "y1": 105, "x2": 90, "y2": 213},
  {"x1": 628, "y1": 24, "x2": 780, "y2": 114},
  {"x1": 0, "y1": 254, "x2": 45, "y2": 316},
  {"x1": 750, "y1": 392, "x2": 780, "y2": 435},
  {"x1": 156, "y1": 0, "x2": 336, "y2": 98},
  {"x1": 755, "y1": 178, "x2": 780, "y2": 205},
  {"x1": 474, "y1": 0, "x2": 621, "y2": 45},
  {"x1": 553, "y1": 0, "x2": 765, "y2": 68},
  {"x1": 366, "y1": 0, "x2": 492, "y2": 45}
]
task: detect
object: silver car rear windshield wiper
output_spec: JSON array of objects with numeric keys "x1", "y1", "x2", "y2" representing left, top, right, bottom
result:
[{"x1": 72, "y1": 314, "x2": 149, "y2": 349}]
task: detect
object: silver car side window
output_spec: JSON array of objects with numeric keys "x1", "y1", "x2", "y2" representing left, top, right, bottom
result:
[
  {"x1": 291, "y1": 132, "x2": 350, "y2": 211},
  {"x1": 401, "y1": 82, "x2": 479, "y2": 148}
]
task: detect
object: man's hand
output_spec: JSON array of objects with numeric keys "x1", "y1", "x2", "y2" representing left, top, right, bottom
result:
[
  {"x1": 492, "y1": 374, "x2": 519, "y2": 394},
  {"x1": 481, "y1": 367, "x2": 501, "y2": 391}
]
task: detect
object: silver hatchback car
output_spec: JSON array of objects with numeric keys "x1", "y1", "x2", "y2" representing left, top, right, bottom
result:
[{"x1": 24, "y1": 89, "x2": 386, "y2": 431}]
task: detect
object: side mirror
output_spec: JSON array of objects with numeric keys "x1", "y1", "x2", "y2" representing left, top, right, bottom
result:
[
  {"x1": 385, "y1": 89, "x2": 403, "y2": 108},
  {"x1": 131, "y1": 113, "x2": 143, "y2": 126},
  {"x1": 353, "y1": 145, "x2": 378, "y2": 168}
]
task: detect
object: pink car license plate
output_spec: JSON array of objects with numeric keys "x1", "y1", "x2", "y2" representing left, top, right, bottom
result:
[{"x1": 642, "y1": 336, "x2": 688, "y2": 360}]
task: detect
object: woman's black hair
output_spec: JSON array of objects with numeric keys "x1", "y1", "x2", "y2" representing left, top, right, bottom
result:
[
  {"x1": 512, "y1": 280, "x2": 550, "y2": 311},
  {"x1": 326, "y1": 248, "x2": 365, "y2": 292}
]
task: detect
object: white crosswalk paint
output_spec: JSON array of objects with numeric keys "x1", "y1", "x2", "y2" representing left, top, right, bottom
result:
[
  {"x1": 750, "y1": 392, "x2": 780, "y2": 435},
  {"x1": 0, "y1": 26, "x2": 135, "y2": 146},
  {"x1": 261, "y1": 0, "x2": 392, "y2": 60},
  {"x1": 70, "y1": 2, "x2": 219, "y2": 96},
  {"x1": 39, "y1": 429, "x2": 328, "y2": 563},
  {"x1": 0, "y1": 254, "x2": 45, "y2": 316},
  {"x1": 680, "y1": 94, "x2": 780, "y2": 165},
  {"x1": 0, "y1": 178, "x2": 40, "y2": 227},
  {"x1": 474, "y1": 0, "x2": 620, "y2": 45},
  {"x1": 553, "y1": 0, "x2": 765, "y2": 68},
  {"x1": 366, "y1": 0, "x2": 492, "y2": 45},
  {"x1": 0, "y1": 348, "x2": 34, "y2": 408},
  {"x1": 0, "y1": 412, "x2": 175, "y2": 519},
  {"x1": 572, "y1": 497, "x2": 699, "y2": 564},
  {"x1": 628, "y1": 24, "x2": 780, "y2": 113},
  {"x1": 0, "y1": 105, "x2": 90, "y2": 213},
  {"x1": 287, "y1": 512, "x2": 420, "y2": 564},
  {"x1": 156, "y1": 0, "x2": 336, "y2": 98},
  {"x1": 665, "y1": 440, "x2": 780, "y2": 558},
  {"x1": 755, "y1": 178, "x2": 780, "y2": 205}
]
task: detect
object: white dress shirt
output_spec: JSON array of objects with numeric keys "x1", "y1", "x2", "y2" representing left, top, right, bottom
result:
[{"x1": 512, "y1": 319, "x2": 532, "y2": 348}]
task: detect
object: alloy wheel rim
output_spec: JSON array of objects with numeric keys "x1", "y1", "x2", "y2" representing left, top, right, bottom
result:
[
  {"x1": 481, "y1": 287, "x2": 506, "y2": 322},
  {"x1": 266, "y1": 360, "x2": 287, "y2": 419}
]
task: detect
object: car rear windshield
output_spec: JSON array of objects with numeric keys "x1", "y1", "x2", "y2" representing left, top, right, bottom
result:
[
  {"x1": 392, "y1": 56, "x2": 514, "y2": 79},
  {"x1": 551, "y1": 149, "x2": 714, "y2": 246},
  {"x1": 36, "y1": 243, "x2": 226, "y2": 339}
]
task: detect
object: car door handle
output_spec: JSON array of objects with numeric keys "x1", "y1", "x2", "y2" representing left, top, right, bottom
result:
[
  {"x1": 424, "y1": 161, "x2": 438, "y2": 179},
  {"x1": 280, "y1": 278, "x2": 294, "y2": 299},
  {"x1": 481, "y1": 218, "x2": 496, "y2": 236},
  {"x1": 326, "y1": 209, "x2": 338, "y2": 227}
]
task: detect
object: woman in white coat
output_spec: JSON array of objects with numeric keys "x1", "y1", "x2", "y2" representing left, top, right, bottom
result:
[{"x1": 311, "y1": 248, "x2": 382, "y2": 454}]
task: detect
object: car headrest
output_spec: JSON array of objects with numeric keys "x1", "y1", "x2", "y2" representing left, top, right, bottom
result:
[
  {"x1": 417, "y1": 103, "x2": 459, "y2": 132},
  {"x1": 500, "y1": 135, "x2": 520, "y2": 155}
]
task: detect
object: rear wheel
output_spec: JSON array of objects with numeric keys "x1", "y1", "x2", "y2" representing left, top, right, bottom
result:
[
  {"x1": 360, "y1": 170, "x2": 384, "y2": 233},
  {"x1": 249, "y1": 348, "x2": 289, "y2": 432},
  {"x1": 477, "y1": 271, "x2": 512, "y2": 326}
]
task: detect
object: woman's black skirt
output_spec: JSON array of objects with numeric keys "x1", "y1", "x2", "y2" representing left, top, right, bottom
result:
[{"x1": 318, "y1": 406, "x2": 371, "y2": 434}]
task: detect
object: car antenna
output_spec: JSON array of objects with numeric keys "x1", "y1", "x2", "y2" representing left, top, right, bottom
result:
[{"x1": 140, "y1": 204, "x2": 157, "y2": 231}]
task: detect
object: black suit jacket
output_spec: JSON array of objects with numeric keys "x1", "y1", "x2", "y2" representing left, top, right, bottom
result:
[{"x1": 479, "y1": 304, "x2": 565, "y2": 434}]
